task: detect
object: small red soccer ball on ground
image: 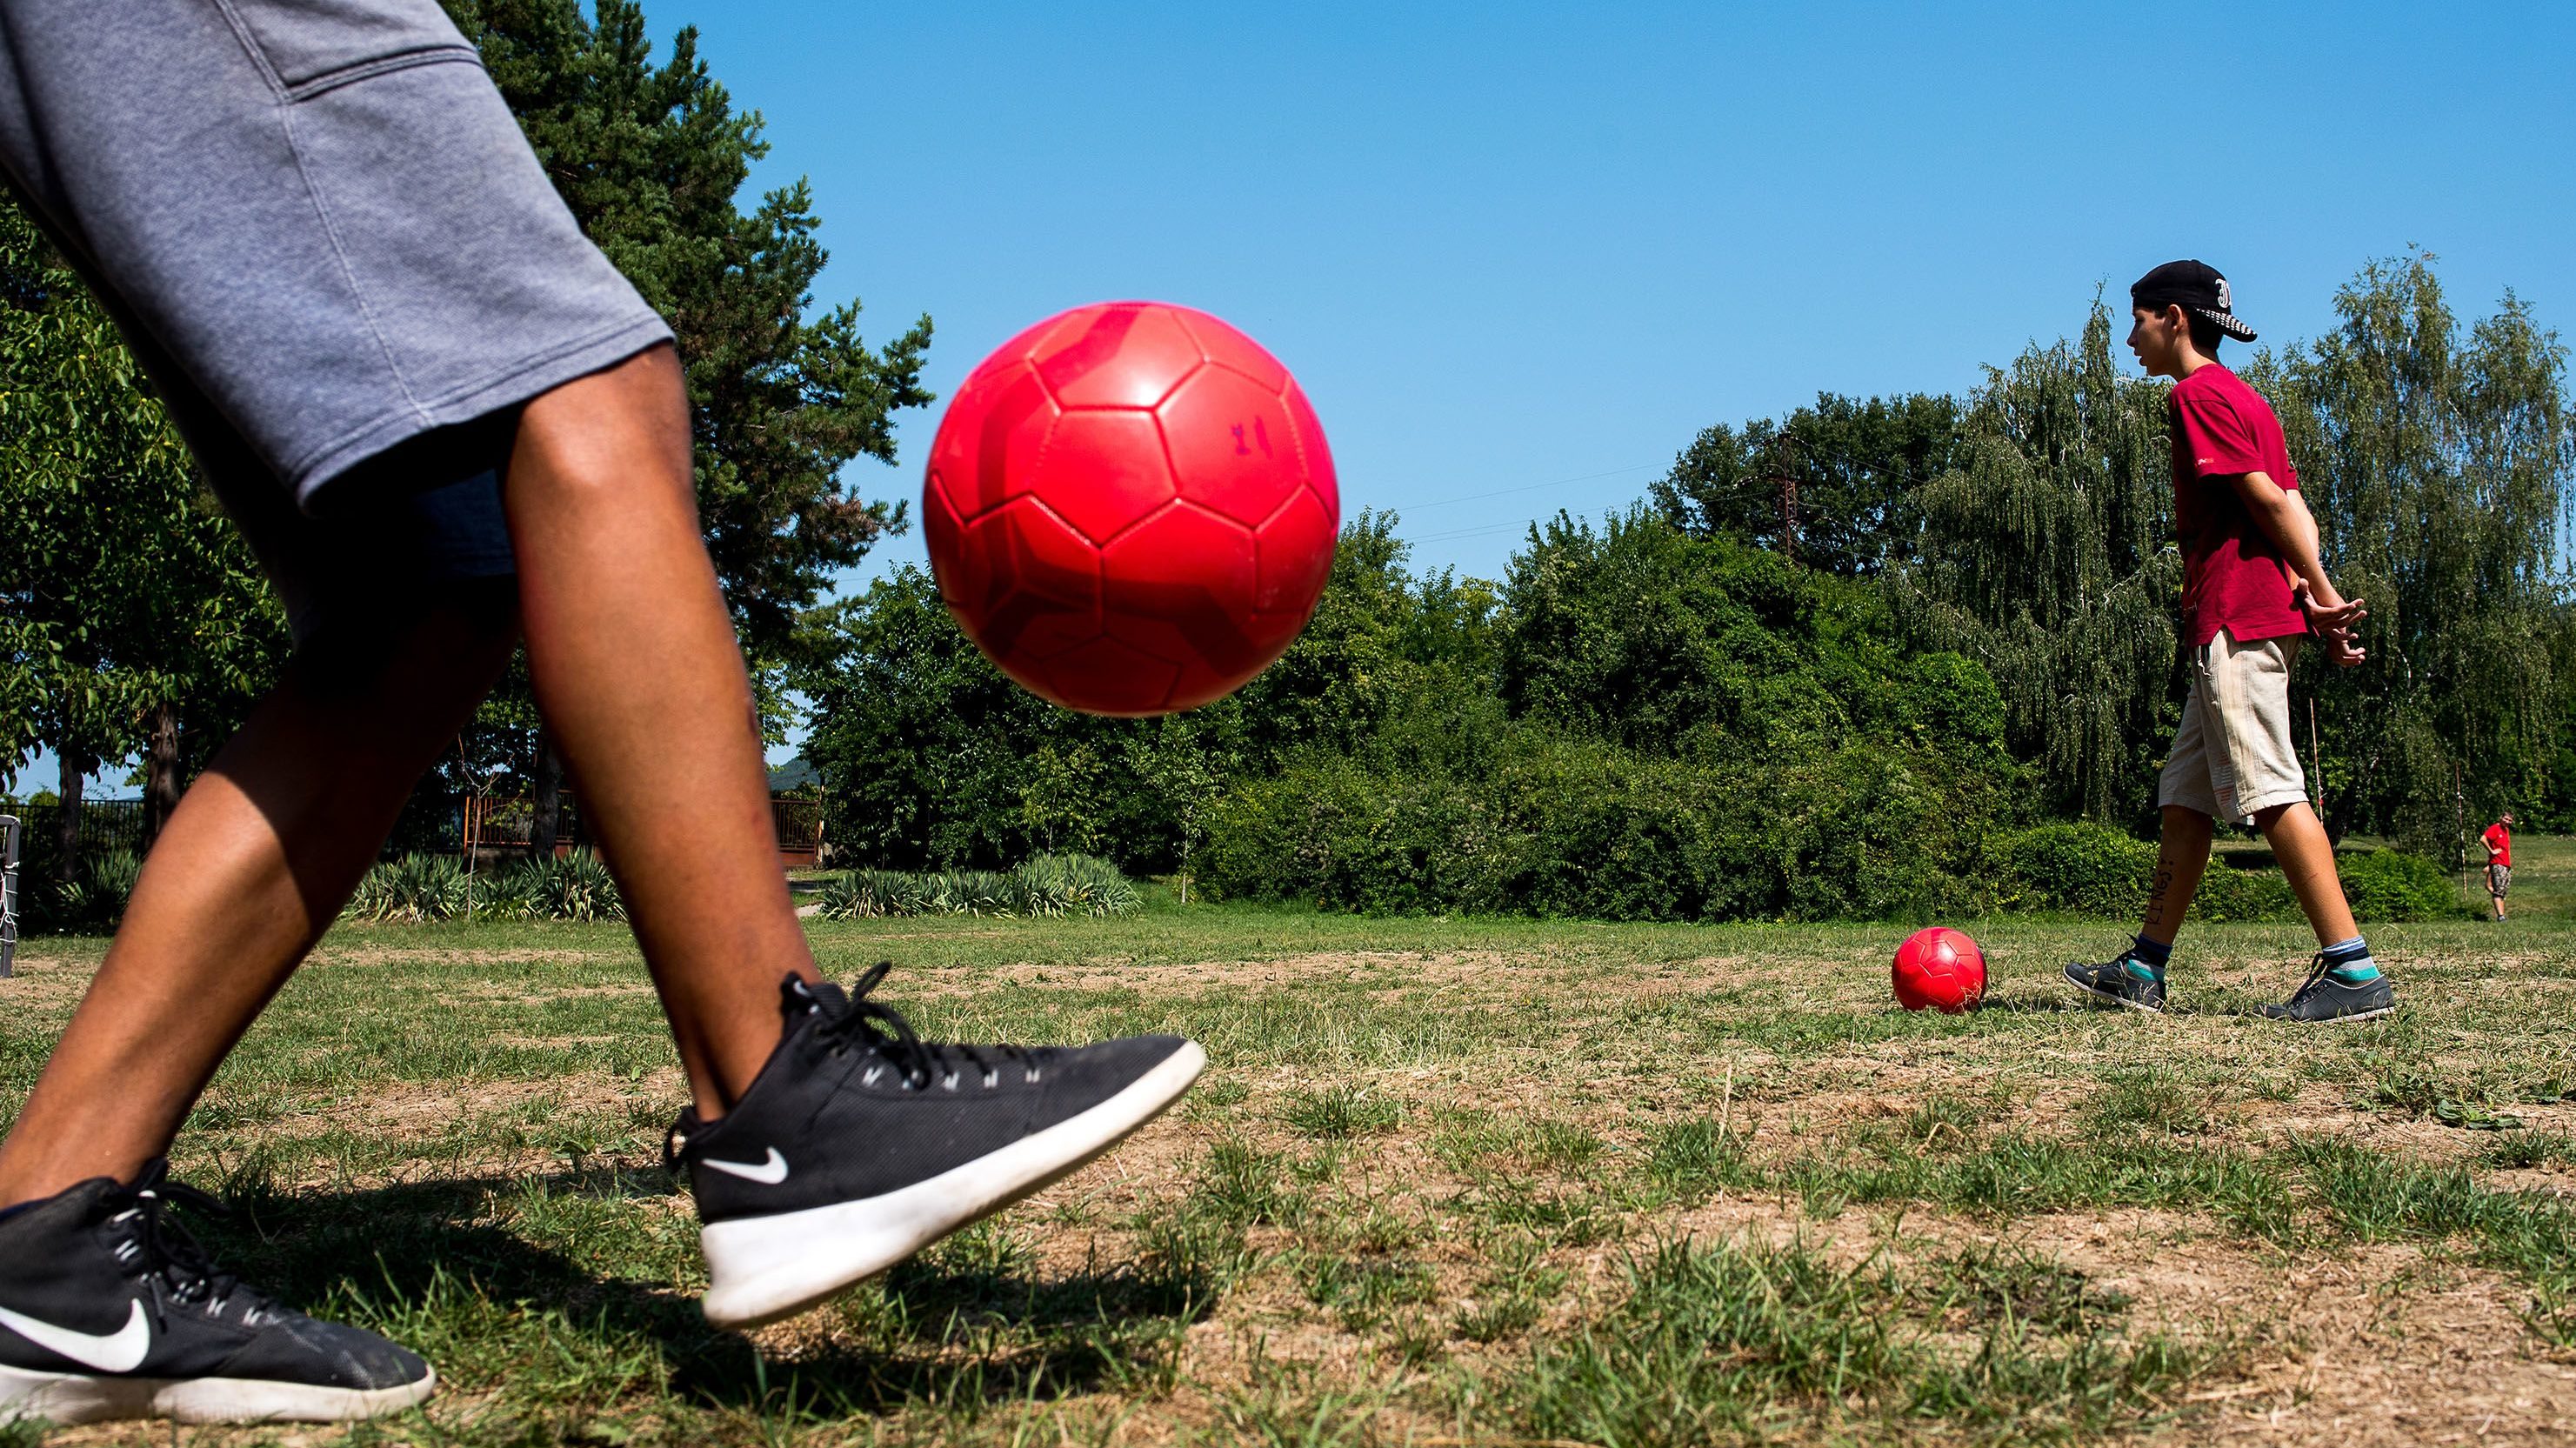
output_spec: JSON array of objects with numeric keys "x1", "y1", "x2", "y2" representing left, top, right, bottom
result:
[
  {"x1": 922, "y1": 300, "x2": 1339, "y2": 716},
  {"x1": 1892, "y1": 927, "x2": 1986, "y2": 1013}
]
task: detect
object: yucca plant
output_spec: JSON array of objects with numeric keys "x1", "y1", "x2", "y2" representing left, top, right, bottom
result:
[
  {"x1": 472, "y1": 862, "x2": 546, "y2": 921},
  {"x1": 1009, "y1": 853, "x2": 1141, "y2": 918},
  {"x1": 1023, "y1": 852, "x2": 1139, "y2": 918},
  {"x1": 23, "y1": 850, "x2": 144, "y2": 933},
  {"x1": 530, "y1": 849, "x2": 625, "y2": 922},
  {"x1": 345, "y1": 854, "x2": 469, "y2": 922},
  {"x1": 817, "y1": 868, "x2": 918, "y2": 919},
  {"x1": 924, "y1": 869, "x2": 1012, "y2": 917},
  {"x1": 813, "y1": 856, "x2": 1141, "y2": 921}
]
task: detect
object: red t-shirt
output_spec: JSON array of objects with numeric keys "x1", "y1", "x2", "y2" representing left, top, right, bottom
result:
[
  {"x1": 2484, "y1": 823, "x2": 2512, "y2": 867},
  {"x1": 2170, "y1": 364, "x2": 2305, "y2": 646}
]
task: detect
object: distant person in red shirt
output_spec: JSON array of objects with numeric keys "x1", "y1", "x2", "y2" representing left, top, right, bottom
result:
[
  {"x1": 2065, "y1": 261, "x2": 2386, "y2": 1022},
  {"x1": 2484, "y1": 813, "x2": 2515, "y2": 920}
]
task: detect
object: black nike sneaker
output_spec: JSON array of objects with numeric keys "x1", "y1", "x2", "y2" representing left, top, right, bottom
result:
[
  {"x1": 2064, "y1": 952, "x2": 2167, "y2": 1013},
  {"x1": 2260, "y1": 955, "x2": 2397, "y2": 1023},
  {"x1": 669, "y1": 965, "x2": 1205, "y2": 1329},
  {"x1": 0, "y1": 1162, "x2": 434, "y2": 1425}
]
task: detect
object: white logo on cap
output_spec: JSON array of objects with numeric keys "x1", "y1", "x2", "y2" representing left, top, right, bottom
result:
[{"x1": 2215, "y1": 277, "x2": 2232, "y2": 310}]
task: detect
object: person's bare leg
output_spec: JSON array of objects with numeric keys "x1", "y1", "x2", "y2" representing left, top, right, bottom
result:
[
  {"x1": 0, "y1": 604, "x2": 514, "y2": 1208},
  {"x1": 2138, "y1": 805, "x2": 2215, "y2": 946},
  {"x1": 2254, "y1": 801, "x2": 2359, "y2": 945},
  {"x1": 502, "y1": 344, "x2": 816, "y2": 1117}
]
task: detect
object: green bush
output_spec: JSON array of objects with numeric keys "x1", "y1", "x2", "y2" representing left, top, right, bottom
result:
[
  {"x1": 2191, "y1": 864, "x2": 2301, "y2": 924},
  {"x1": 2339, "y1": 848, "x2": 2471, "y2": 922},
  {"x1": 1987, "y1": 821, "x2": 2300, "y2": 921},
  {"x1": 1989, "y1": 824, "x2": 2151, "y2": 916},
  {"x1": 1201, "y1": 727, "x2": 2008, "y2": 923}
]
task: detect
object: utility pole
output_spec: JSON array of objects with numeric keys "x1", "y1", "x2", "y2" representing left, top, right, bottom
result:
[
  {"x1": 1766, "y1": 431, "x2": 1802, "y2": 568},
  {"x1": 2308, "y1": 698, "x2": 2322, "y2": 815},
  {"x1": 2453, "y1": 761, "x2": 2468, "y2": 896}
]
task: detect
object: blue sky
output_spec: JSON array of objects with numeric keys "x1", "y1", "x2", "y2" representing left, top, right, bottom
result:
[
  {"x1": 17, "y1": 1, "x2": 2574, "y2": 795},
  {"x1": 639, "y1": 0, "x2": 2574, "y2": 585}
]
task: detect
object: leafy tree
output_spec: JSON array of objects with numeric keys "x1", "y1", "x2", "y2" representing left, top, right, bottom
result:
[
  {"x1": 797, "y1": 513, "x2": 1498, "y2": 873},
  {"x1": 2268, "y1": 251, "x2": 2574, "y2": 854},
  {"x1": 797, "y1": 566, "x2": 1224, "y2": 871},
  {"x1": 1892, "y1": 296, "x2": 2179, "y2": 825},
  {"x1": 1223, "y1": 509, "x2": 1501, "y2": 770},
  {"x1": 436, "y1": 0, "x2": 936, "y2": 835},
  {"x1": 0, "y1": 199, "x2": 287, "y2": 873},
  {"x1": 1652, "y1": 391, "x2": 1963, "y2": 575}
]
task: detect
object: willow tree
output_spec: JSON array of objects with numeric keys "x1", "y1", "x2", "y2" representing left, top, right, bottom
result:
[
  {"x1": 1892, "y1": 296, "x2": 2179, "y2": 824},
  {"x1": 2268, "y1": 252, "x2": 2573, "y2": 854}
]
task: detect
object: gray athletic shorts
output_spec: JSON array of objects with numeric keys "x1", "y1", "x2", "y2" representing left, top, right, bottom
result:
[{"x1": 0, "y1": 0, "x2": 673, "y2": 644}]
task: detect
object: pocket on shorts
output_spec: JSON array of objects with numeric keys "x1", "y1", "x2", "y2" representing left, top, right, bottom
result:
[{"x1": 217, "y1": 0, "x2": 483, "y2": 99}]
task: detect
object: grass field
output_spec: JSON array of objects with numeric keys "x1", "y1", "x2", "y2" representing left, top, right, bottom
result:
[{"x1": 3, "y1": 845, "x2": 2573, "y2": 1445}]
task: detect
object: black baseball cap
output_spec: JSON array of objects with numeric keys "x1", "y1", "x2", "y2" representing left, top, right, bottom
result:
[{"x1": 2130, "y1": 259, "x2": 2257, "y2": 343}]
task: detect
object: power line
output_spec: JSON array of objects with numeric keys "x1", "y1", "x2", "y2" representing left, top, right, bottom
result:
[
  {"x1": 1379, "y1": 462, "x2": 1665, "y2": 513},
  {"x1": 1409, "y1": 518, "x2": 1551, "y2": 545}
]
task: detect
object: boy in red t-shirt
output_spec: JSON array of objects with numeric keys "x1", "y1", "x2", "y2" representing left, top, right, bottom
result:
[
  {"x1": 2483, "y1": 813, "x2": 2514, "y2": 920},
  {"x1": 2065, "y1": 261, "x2": 2390, "y2": 1022}
]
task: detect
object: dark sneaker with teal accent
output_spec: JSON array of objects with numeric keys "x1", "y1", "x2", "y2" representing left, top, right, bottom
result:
[
  {"x1": 2064, "y1": 953, "x2": 2166, "y2": 1013},
  {"x1": 2260, "y1": 956, "x2": 2396, "y2": 1023}
]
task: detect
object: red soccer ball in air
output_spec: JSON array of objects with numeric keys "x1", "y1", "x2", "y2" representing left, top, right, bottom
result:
[
  {"x1": 922, "y1": 301, "x2": 1339, "y2": 716},
  {"x1": 1892, "y1": 927, "x2": 1986, "y2": 1013}
]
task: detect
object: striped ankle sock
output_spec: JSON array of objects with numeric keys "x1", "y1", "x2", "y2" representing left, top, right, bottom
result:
[{"x1": 2321, "y1": 936, "x2": 2380, "y2": 983}]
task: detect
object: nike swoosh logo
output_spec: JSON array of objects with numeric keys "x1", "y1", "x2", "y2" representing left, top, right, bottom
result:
[
  {"x1": 701, "y1": 1147, "x2": 790, "y2": 1185},
  {"x1": 0, "y1": 1298, "x2": 150, "y2": 1373}
]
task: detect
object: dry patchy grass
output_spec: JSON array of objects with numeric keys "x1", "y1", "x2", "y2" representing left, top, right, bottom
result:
[{"x1": 2, "y1": 863, "x2": 2573, "y2": 1445}]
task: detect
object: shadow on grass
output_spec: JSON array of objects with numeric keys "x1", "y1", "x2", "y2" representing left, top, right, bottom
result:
[
  {"x1": 200, "y1": 1166, "x2": 1213, "y2": 1418},
  {"x1": 1970, "y1": 991, "x2": 2086, "y2": 1014}
]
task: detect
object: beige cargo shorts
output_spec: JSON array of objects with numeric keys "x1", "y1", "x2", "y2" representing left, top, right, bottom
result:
[{"x1": 2158, "y1": 629, "x2": 2309, "y2": 825}]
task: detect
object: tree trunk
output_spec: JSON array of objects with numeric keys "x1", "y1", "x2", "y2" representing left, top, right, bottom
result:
[
  {"x1": 530, "y1": 730, "x2": 565, "y2": 858},
  {"x1": 142, "y1": 701, "x2": 181, "y2": 851},
  {"x1": 54, "y1": 751, "x2": 83, "y2": 884}
]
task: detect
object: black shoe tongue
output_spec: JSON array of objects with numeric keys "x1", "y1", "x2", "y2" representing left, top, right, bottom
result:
[{"x1": 779, "y1": 974, "x2": 849, "y2": 1024}]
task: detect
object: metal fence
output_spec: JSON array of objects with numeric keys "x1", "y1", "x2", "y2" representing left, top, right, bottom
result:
[
  {"x1": 0, "y1": 791, "x2": 825, "y2": 877},
  {"x1": 3, "y1": 798, "x2": 149, "y2": 864},
  {"x1": 2, "y1": 815, "x2": 18, "y2": 978}
]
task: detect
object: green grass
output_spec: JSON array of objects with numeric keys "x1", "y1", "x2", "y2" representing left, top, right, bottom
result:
[{"x1": 4, "y1": 847, "x2": 2576, "y2": 1443}]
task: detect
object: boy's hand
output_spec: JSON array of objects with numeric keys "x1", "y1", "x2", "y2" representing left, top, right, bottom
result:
[
  {"x1": 2294, "y1": 583, "x2": 2367, "y2": 665},
  {"x1": 2294, "y1": 581, "x2": 2366, "y2": 632}
]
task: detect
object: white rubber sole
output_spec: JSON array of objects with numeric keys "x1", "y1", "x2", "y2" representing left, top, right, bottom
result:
[
  {"x1": 2065, "y1": 972, "x2": 2165, "y2": 1014},
  {"x1": 0, "y1": 1362, "x2": 434, "y2": 1425},
  {"x1": 699, "y1": 1039, "x2": 1206, "y2": 1330}
]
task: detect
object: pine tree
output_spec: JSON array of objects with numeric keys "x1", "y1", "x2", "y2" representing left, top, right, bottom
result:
[
  {"x1": 446, "y1": 0, "x2": 934, "y2": 657},
  {"x1": 438, "y1": 0, "x2": 937, "y2": 835}
]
